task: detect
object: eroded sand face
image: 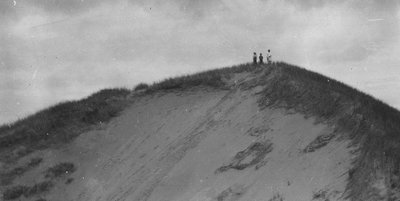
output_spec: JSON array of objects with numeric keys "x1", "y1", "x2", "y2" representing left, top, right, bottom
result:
[
  {"x1": 45, "y1": 88, "x2": 350, "y2": 200},
  {"x1": 27, "y1": 76, "x2": 355, "y2": 201}
]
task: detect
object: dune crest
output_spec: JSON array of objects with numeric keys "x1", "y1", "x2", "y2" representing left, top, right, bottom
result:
[{"x1": 1, "y1": 63, "x2": 400, "y2": 201}]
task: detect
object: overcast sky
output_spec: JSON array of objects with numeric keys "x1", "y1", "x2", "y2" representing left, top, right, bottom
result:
[{"x1": 1, "y1": 0, "x2": 399, "y2": 124}]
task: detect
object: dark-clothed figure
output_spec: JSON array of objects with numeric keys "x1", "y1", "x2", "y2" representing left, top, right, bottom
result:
[
  {"x1": 259, "y1": 53, "x2": 264, "y2": 64},
  {"x1": 253, "y1": 52, "x2": 257, "y2": 64}
]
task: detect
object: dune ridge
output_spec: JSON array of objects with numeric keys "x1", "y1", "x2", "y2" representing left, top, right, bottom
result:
[{"x1": 1, "y1": 62, "x2": 399, "y2": 201}]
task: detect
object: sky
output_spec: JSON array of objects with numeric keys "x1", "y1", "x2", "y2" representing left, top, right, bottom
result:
[{"x1": 0, "y1": 0, "x2": 399, "y2": 124}]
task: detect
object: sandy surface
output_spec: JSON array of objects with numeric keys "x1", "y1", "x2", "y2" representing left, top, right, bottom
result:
[{"x1": 8, "y1": 73, "x2": 356, "y2": 201}]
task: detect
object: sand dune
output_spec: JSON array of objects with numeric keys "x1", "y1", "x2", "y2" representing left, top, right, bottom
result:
[{"x1": 2, "y1": 63, "x2": 398, "y2": 201}]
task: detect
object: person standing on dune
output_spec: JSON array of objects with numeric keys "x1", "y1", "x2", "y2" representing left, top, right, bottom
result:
[
  {"x1": 253, "y1": 52, "x2": 257, "y2": 64},
  {"x1": 267, "y1": 49, "x2": 272, "y2": 64},
  {"x1": 259, "y1": 53, "x2": 264, "y2": 64}
]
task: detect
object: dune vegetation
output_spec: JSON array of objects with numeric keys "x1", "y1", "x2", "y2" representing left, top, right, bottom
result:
[
  {"x1": 0, "y1": 62, "x2": 255, "y2": 164},
  {"x1": 1, "y1": 62, "x2": 400, "y2": 200},
  {"x1": 257, "y1": 62, "x2": 400, "y2": 200},
  {"x1": 0, "y1": 88, "x2": 131, "y2": 162}
]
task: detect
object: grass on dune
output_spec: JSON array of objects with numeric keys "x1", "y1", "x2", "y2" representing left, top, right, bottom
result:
[
  {"x1": 0, "y1": 157, "x2": 42, "y2": 186},
  {"x1": 145, "y1": 63, "x2": 257, "y2": 92},
  {"x1": 257, "y1": 62, "x2": 400, "y2": 201},
  {"x1": 3, "y1": 181, "x2": 53, "y2": 200},
  {"x1": 1, "y1": 61, "x2": 400, "y2": 200},
  {"x1": 143, "y1": 61, "x2": 400, "y2": 200},
  {"x1": 2, "y1": 161, "x2": 75, "y2": 200},
  {"x1": 44, "y1": 162, "x2": 76, "y2": 179},
  {"x1": 0, "y1": 63, "x2": 257, "y2": 163},
  {"x1": 0, "y1": 88, "x2": 131, "y2": 162}
]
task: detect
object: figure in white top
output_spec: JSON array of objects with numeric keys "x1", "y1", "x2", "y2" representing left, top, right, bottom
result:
[{"x1": 267, "y1": 49, "x2": 272, "y2": 64}]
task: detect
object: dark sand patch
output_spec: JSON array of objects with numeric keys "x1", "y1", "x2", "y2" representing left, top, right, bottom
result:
[
  {"x1": 216, "y1": 141, "x2": 273, "y2": 173},
  {"x1": 215, "y1": 184, "x2": 247, "y2": 201},
  {"x1": 304, "y1": 133, "x2": 336, "y2": 153}
]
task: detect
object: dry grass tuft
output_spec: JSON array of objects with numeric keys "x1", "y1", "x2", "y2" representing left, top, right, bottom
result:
[
  {"x1": 0, "y1": 157, "x2": 43, "y2": 186},
  {"x1": 2, "y1": 181, "x2": 53, "y2": 200},
  {"x1": 45, "y1": 162, "x2": 76, "y2": 179}
]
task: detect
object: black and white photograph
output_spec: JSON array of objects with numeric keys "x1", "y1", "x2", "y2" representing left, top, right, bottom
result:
[{"x1": 1, "y1": 0, "x2": 400, "y2": 200}]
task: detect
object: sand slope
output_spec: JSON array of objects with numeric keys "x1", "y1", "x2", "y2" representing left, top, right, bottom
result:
[{"x1": 3, "y1": 71, "x2": 356, "y2": 201}]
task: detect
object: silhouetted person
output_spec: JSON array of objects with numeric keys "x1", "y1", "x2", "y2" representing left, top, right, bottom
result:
[
  {"x1": 259, "y1": 53, "x2": 264, "y2": 64},
  {"x1": 253, "y1": 52, "x2": 257, "y2": 64},
  {"x1": 267, "y1": 49, "x2": 272, "y2": 64}
]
